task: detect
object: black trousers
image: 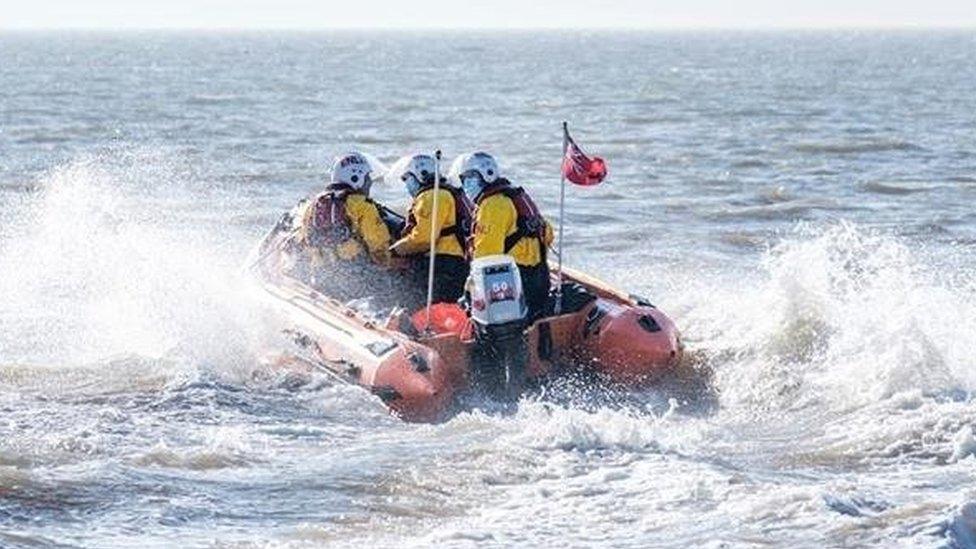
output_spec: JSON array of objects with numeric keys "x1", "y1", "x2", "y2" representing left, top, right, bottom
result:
[
  {"x1": 519, "y1": 262, "x2": 551, "y2": 320},
  {"x1": 406, "y1": 254, "x2": 470, "y2": 309},
  {"x1": 432, "y1": 255, "x2": 469, "y2": 304}
]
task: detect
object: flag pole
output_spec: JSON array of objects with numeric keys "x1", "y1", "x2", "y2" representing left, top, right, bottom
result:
[
  {"x1": 423, "y1": 149, "x2": 442, "y2": 333},
  {"x1": 554, "y1": 122, "x2": 569, "y2": 315}
]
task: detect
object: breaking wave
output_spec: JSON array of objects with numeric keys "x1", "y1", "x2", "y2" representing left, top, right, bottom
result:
[
  {"x1": 654, "y1": 221, "x2": 976, "y2": 477},
  {"x1": 0, "y1": 150, "x2": 276, "y2": 375}
]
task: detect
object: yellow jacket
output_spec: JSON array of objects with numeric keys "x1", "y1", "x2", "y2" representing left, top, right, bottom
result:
[
  {"x1": 391, "y1": 188, "x2": 465, "y2": 258},
  {"x1": 471, "y1": 192, "x2": 554, "y2": 267},
  {"x1": 300, "y1": 191, "x2": 392, "y2": 266}
]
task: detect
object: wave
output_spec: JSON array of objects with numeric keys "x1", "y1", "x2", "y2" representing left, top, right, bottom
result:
[
  {"x1": 13, "y1": 133, "x2": 75, "y2": 145},
  {"x1": 944, "y1": 502, "x2": 976, "y2": 547},
  {"x1": 792, "y1": 140, "x2": 926, "y2": 155},
  {"x1": 667, "y1": 223, "x2": 976, "y2": 418},
  {"x1": 731, "y1": 159, "x2": 770, "y2": 169},
  {"x1": 132, "y1": 438, "x2": 257, "y2": 471},
  {"x1": 185, "y1": 93, "x2": 252, "y2": 105},
  {"x1": 0, "y1": 180, "x2": 40, "y2": 193},
  {"x1": 443, "y1": 402, "x2": 666, "y2": 454},
  {"x1": 621, "y1": 114, "x2": 689, "y2": 125},
  {"x1": 0, "y1": 355, "x2": 183, "y2": 397},
  {"x1": 757, "y1": 185, "x2": 792, "y2": 203},
  {"x1": 0, "y1": 150, "x2": 278, "y2": 370},
  {"x1": 717, "y1": 230, "x2": 770, "y2": 249},
  {"x1": 861, "y1": 180, "x2": 937, "y2": 195},
  {"x1": 709, "y1": 198, "x2": 853, "y2": 221},
  {"x1": 807, "y1": 168, "x2": 840, "y2": 176}
]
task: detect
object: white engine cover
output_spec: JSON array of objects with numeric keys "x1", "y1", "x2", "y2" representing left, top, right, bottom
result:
[{"x1": 466, "y1": 255, "x2": 527, "y2": 326}]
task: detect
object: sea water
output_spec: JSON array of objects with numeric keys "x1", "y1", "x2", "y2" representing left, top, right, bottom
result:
[{"x1": 1, "y1": 30, "x2": 975, "y2": 547}]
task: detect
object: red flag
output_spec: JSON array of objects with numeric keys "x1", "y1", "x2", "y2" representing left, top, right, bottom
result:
[{"x1": 561, "y1": 127, "x2": 607, "y2": 186}]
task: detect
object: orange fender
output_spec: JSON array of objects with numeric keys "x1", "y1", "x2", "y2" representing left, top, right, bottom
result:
[{"x1": 579, "y1": 302, "x2": 682, "y2": 383}]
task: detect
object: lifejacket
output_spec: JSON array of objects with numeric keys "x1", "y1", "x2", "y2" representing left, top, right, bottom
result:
[
  {"x1": 401, "y1": 183, "x2": 473, "y2": 257},
  {"x1": 307, "y1": 184, "x2": 361, "y2": 248},
  {"x1": 476, "y1": 180, "x2": 547, "y2": 260}
]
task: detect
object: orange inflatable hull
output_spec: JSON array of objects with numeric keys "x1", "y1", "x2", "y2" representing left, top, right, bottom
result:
[{"x1": 253, "y1": 265, "x2": 683, "y2": 422}]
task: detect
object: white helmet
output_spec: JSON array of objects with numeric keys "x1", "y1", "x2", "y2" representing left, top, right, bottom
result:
[
  {"x1": 450, "y1": 151, "x2": 499, "y2": 202},
  {"x1": 389, "y1": 153, "x2": 437, "y2": 197},
  {"x1": 449, "y1": 151, "x2": 499, "y2": 185},
  {"x1": 330, "y1": 152, "x2": 373, "y2": 191}
]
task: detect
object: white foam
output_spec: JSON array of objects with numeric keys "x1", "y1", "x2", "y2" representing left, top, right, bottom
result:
[
  {"x1": 665, "y1": 223, "x2": 976, "y2": 416},
  {"x1": 0, "y1": 151, "x2": 278, "y2": 377},
  {"x1": 951, "y1": 426, "x2": 976, "y2": 462}
]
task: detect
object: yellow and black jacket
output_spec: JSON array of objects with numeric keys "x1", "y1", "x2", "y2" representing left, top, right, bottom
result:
[
  {"x1": 299, "y1": 185, "x2": 392, "y2": 267},
  {"x1": 470, "y1": 182, "x2": 554, "y2": 267},
  {"x1": 391, "y1": 186, "x2": 470, "y2": 258}
]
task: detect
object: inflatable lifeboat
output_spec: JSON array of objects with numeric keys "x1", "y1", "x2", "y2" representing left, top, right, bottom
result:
[{"x1": 247, "y1": 208, "x2": 684, "y2": 422}]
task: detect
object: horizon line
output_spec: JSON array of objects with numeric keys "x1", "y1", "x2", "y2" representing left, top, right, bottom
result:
[{"x1": 3, "y1": 24, "x2": 976, "y2": 32}]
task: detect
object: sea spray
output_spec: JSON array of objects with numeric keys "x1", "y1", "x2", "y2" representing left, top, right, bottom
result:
[
  {"x1": 0, "y1": 150, "x2": 277, "y2": 377},
  {"x1": 665, "y1": 223, "x2": 976, "y2": 417}
]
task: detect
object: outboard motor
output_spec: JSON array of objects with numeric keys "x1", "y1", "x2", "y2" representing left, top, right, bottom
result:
[{"x1": 465, "y1": 255, "x2": 529, "y2": 400}]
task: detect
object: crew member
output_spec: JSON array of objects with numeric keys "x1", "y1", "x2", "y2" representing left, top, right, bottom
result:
[
  {"x1": 295, "y1": 151, "x2": 392, "y2": 300},
  {"x1": 451, "y1": 151, "x2": 554, "y2": 320},
  {"x1": 390, "y1": 153, "x2": 472, "y2": 306}
]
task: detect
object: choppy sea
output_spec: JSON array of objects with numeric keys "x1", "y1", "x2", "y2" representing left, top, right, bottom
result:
[{"x1": 1, "y1": 30, "x2": 976, "y2": 547}]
